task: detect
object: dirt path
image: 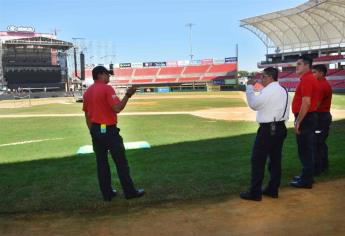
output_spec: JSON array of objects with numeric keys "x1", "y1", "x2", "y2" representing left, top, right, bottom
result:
[
  {"x1": 0, "y1": 94, "x2": 243, "y2": 109},
  {"x1": 1, "y1": 179, "x2": 344, "y2": 236},
  {"x1": 1, "y1": 107, "x2": 345, "y2": 122},
  {"x1": 192, "y1": 107, "x2": 345, "y2": 122}
]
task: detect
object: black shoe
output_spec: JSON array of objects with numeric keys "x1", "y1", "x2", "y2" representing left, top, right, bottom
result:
[
  {"x1": 292, "y1": 176, "x2": 301, "y2": 182},
  {"x1": 292, "y1": 176, "x2": 315, "y2": 184},
  {"x1": 290, "y1": 180, "x2": 313, "y2": 189},
  {"x1": 240, "y1": 191, "x2": 262, "y2": 201},
  {"x1": 103, "y1": 189, "x2": 117, "y2": 202},
  {"x1": 262, "y1": 189, "x2": 278, "y2": 198},
  {"x1": 125, "y1": 189, "x2": 145, "y2": 200}
]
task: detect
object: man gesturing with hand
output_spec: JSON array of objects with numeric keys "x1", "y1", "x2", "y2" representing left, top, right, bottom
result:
[{"x1": 83, "y1": 66, "x2": 145, "y2": 201}]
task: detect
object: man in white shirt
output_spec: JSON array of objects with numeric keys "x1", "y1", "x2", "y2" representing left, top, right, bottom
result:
[{"x1": 240, "y1": 67, "x2": 290, "y2": 201}]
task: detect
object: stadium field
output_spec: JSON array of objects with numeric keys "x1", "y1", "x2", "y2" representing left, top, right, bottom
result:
[{"x1": 0, "y1": 92, "x2": 345, "y2": 215}]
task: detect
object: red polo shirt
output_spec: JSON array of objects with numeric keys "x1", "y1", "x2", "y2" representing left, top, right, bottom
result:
[
  {"x1": 82, "y1": 80, "x2": 121, "y2": 125},
  {"x1": 292, "y1": 70, "x2": 320, "y2": 114},
  {"x1": 317, "y1": 77, "x2": 332, "y2": 112}
]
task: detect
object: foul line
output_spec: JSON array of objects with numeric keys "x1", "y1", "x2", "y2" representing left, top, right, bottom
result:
[{"x1": 0, "y1": 138, "x2": 65, "y2": 147}]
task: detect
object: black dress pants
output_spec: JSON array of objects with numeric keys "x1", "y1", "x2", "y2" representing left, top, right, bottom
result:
[
  {"x1": 295, "y1": 112, "x2": 318, "y2": 184},
  {"x1": 250, "y1": 122, "x2": 287, "y2": 196},
  {"x1": 90, "y1": 123, "x2": 136, "y2": 199}
]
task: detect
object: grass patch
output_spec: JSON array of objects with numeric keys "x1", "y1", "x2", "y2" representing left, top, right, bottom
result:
[
  {"x1": 332, "y1": 93, "x2": 345, "y2": 110},
  {"x1": 0, "y1": 115, "x2": 345, "y2": 214}
]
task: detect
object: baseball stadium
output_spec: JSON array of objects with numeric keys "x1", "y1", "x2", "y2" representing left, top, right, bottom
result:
[{"x1": 1, "y1": 0, "x2": 345, "y2": 235}]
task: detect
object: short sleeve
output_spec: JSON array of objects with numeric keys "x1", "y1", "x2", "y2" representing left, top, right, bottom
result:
[
  {"x1": 106, "y1": 86, "x2": 121, "y2": 107},
  {"x1": 82, "y1": 93, "x2": 88, "y2": 112}
]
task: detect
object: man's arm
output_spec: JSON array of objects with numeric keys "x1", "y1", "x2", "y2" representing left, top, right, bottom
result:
[
  {"x1": 246, "y1": 79, "x2": 269, "y2": 111},
  {"x1": 294, "y1": 96, "x2": 311, "y2": 134},
  {"x1": 84, "y1": 112, "x2": 91, "y2": 130},
  {"x1": 111, "y1": 87, "x2": 136, "y2": 113}
]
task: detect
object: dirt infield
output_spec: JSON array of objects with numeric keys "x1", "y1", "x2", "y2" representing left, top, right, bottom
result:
[
  {"x1": 0, "y1": 97, "x2": 75, "y2": 109},
  {"x1": 1, "y1": 107, "x2": 345, "y2": 122},
  {"x1": 1, "y1": 178, "x2": 344, "y2": 236},
  {"x1": 192, "y1": 107, "x2": 345, "y2": 122},
  {"x1": 0, "y1": 94, "x2": 243, "y2": 109}
]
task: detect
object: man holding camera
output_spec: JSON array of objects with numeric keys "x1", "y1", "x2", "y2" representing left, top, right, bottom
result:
[
  {"x1": 83, "y1": 66, "x2": 145, "y2": 201},
  {"x1": 240, "y1": 67, "x2": 289, "y2": 201}
]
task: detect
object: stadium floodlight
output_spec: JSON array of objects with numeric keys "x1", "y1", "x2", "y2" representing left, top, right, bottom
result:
[{"x1": 185, "y1": 23, "x2": 196, "y2": 61}]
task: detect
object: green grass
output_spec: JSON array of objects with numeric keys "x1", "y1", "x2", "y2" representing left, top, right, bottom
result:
[
  {"x1": 0, "y1": 97, "x2": 245, "y2": 115},
  {"x1": 0, "y1": 115, "x2": 345, "y2": 214},
  {"x1": 332, "y1": 93, "x2": 345, "y2": 109}
]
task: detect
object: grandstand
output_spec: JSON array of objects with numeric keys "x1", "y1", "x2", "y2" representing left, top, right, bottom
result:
[
  {"x1": 81, "y1": 58, "x2": 238, "y2": 92},
  {"x1": 0, "y1": 27, "x2": 73, "y2": 92},
  {"x1": 240, "y1": 0, "x2": 345, "y2": 91}
]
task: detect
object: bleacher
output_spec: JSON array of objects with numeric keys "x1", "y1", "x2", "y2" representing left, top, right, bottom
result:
[
  {"x1": 84, "y1": 63, "x2": 237, "y2": 86},
  {"x1": 314, "y1": 55, "x2": 345, "y2": 62},
  {"x1": 252, "y1": 69, "x2": 345, "y2": 90}
]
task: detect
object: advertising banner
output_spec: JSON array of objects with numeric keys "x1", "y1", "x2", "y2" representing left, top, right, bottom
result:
[
  {"x1": 143, "y1": 61, "x2": 167, "y2": 67},
  {"x1": 225, "y1": 57, "x2": 238, "y2": 63},
  {"x1": 166, "y1": 61, "x2": 178, "y2": 67},
  {"x1": 201, "y1": 59, "x2": 213, "y2": 65},
  {"x1": 119, "y1": 63, "x2": 132, "y2": 68},
  {"x1": 131, "y1": 62, "x2": 143, "y2": 68}
]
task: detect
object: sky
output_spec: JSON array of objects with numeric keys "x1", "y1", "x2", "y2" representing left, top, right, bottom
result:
[{"x1": 0, "y1": 0, "x2": 306, "y2": 71}]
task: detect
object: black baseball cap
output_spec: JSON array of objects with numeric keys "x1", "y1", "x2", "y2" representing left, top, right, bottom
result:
[{"x1": 92, "y1": 66, "x2": 113, "y2": 80}]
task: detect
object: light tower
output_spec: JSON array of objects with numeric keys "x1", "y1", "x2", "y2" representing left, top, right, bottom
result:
[{"x1": 185, "y1": 23, "x2": 196, "y2": 61}]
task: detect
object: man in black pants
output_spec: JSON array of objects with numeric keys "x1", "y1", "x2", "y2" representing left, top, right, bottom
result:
[
  {"x1": 290, "y1": 56, "x2": 320, "y2": 188},
  {"x1": 312, "y1": 65, "x2": 332, "y2": 174},
  {"x1": 83, "y1": 66, "x2": 145, "y2": 201},
  {"x1": 240, "y1": 67, "x2": 289, "y2": 201}
]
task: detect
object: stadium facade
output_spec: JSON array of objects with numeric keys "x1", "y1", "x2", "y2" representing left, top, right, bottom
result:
[
  {"x1": 0, "y1": 26, "x2": 73, "y2": 91},
  {"x1": 240, "y1": 0, "x2": 345, "y2": 91}
]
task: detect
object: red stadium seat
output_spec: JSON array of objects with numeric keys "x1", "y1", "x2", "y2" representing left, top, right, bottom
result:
[
  {"x1": 134, "y1": 68, "x2": 159, "y2": 77},
  {"x1": 183, "y1": 65, "x2": 210, "y2": 74},
  {"x1": 159, "y1": 67, "x2": 184, "y2": 75},
  {"x1": 208, "y1": 64, "x2": 236, "y2": 73},
  {"x1": 155, "y1": 78, "x2": 177, "y2": 83},
  {"x1": 178, "y1": 77, "x2": 200, "y2": 82},
  {"x1": 132, "y1": 79, "x2": 153, "y2": 84},
  {"x1": 115, "y1": 68, "x2": 134, "y2": 77}
]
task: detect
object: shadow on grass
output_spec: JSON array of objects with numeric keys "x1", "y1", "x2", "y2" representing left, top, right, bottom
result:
[{"x1": 1, "y1": 120, "x2": 345, "y2": 215}]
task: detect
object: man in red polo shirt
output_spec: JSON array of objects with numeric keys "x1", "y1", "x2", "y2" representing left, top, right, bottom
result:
[
  {"x1": 290, "y1": 55, "x2": 320, "y2": 189},
  {"x1": 313, "y1": 64, "x2": 332, "y2": 175},
  {"x1": 83, "y1": 66, "x2": 145, "y2": 201}
]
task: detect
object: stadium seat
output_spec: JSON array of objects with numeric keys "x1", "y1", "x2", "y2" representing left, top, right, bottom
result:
[
  {"x1": 134, "y1": 68, "x2": 159, "y2": 77},
  {"x1": 115, "y1": 68, "x2": 134, "y2": 77},
  {"x1": 178, "y1": 77, "x2": 200, "y2": 82},
  {"x1": 208, "y1": 64, "x2": 236, "y2": 73},
  {"x1": 159, "y1": 67, "x2": 184, "y2": 76},
  {"x1": 183, "y1": 65, "x2": 210, "y2": 74}
]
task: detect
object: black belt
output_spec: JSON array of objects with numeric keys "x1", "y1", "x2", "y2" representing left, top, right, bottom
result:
[
  {"x1": 294, "y1": 112, "x2": 317, "y2": 118},
  {"x1": 259, "y1": 121, "x2": 286, "y2": 126}
]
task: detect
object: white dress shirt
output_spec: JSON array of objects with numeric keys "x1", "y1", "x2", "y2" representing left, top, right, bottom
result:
[{"x1": 246, "y1": 82, "x2": 290, "y2": 123}]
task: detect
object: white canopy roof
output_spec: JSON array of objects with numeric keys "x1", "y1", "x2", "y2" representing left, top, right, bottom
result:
[{"x1": 240, "y1": 0, "x2": 345, "y2": 52}]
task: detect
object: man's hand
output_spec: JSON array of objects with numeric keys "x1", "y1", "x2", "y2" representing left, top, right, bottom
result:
[
  {"x1": 126, "y1": 87, "x2": 137, "y2": 97},
  {"x1": 294, "y1": 121, "x2": 301, "y2": 135},
  {"x1": 247, "y1": 79, "x2": 256, "y2": 86}
]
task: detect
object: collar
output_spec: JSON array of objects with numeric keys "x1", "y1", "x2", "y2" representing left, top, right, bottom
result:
[
  {"x1": 300, "y1": 70, "x2": 313, "y2": 80},
  {"x1": 94, "y1": 80, "x2": 106, "y2": 84},
  {"x1": 265, "y1": 81, "x2": 279, "y2": 88}
]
